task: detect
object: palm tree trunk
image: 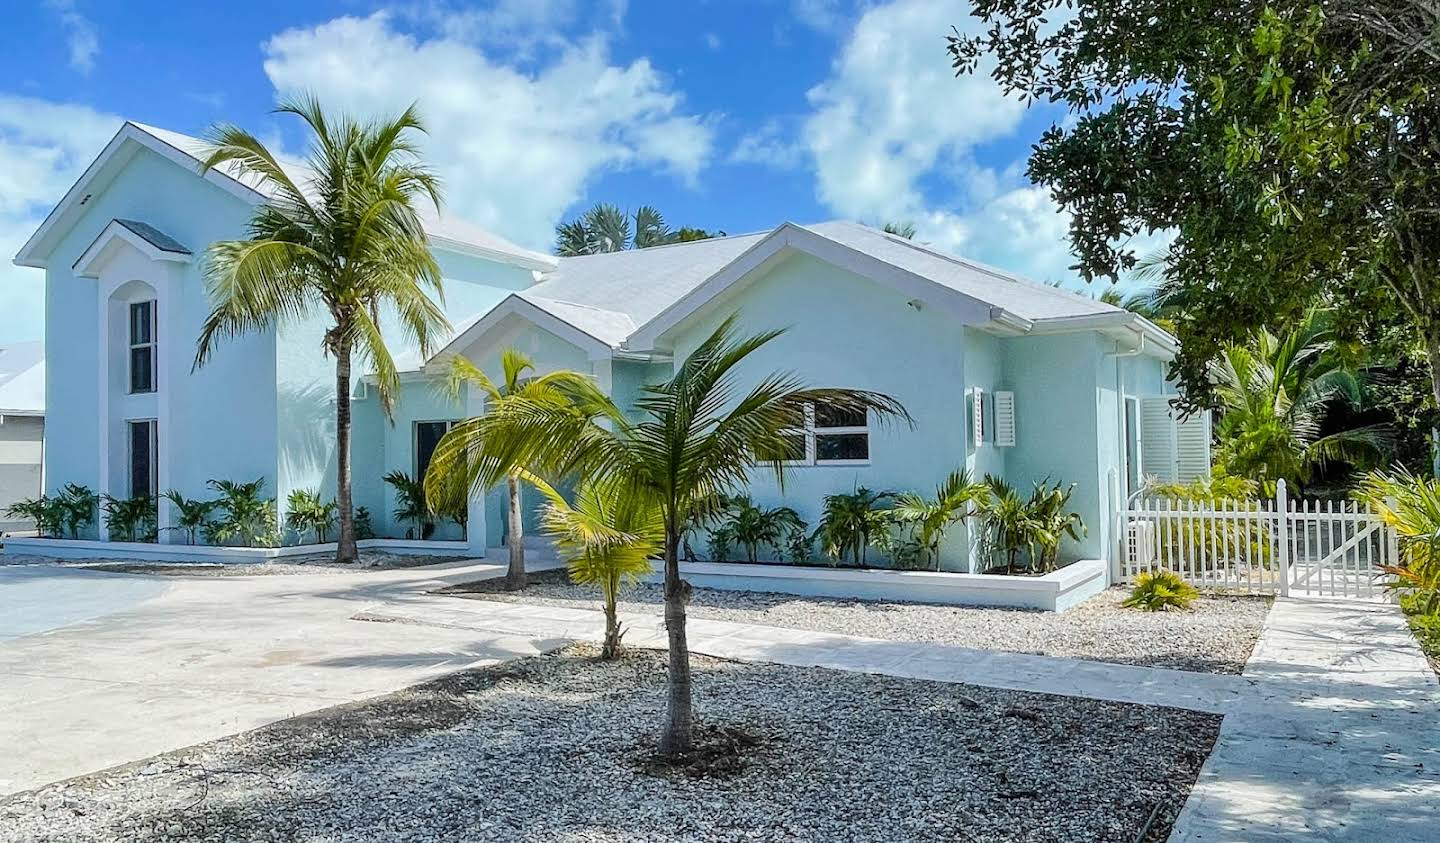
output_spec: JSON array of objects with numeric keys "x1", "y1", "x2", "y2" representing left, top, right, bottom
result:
[
  {"x1": 659, "y1": 523, "x2": 694, "y2": 757},
  {"x1": 602, "y1": 577, "x2": 623, "y2": 660},
  {"x1": 1426, "y1": 331, "x2": 1440, "y2": 478},
  {"x1": 335, "y1": 342, "x2": 358, "y2": 564},
  {"x1": 505, "y1": 474, "x2": 526, "y2": 590}
]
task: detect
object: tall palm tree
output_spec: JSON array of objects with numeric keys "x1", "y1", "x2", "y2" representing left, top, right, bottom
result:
[
  {"x1": 1213, "y1": 309, "x2": 1389, "y2": 491},
  {"x1": 426, "y1": 316, "x2": 908, "y2": 756},
  {"x1": 555, "y1": 203, "x2": 693, "y2": 255},
  {"x1": 194, "y1": 95, "x2": 448, "y2": 564},
  {"x1": 431, "y1": 350, "x2": 601, "y2": 590}
]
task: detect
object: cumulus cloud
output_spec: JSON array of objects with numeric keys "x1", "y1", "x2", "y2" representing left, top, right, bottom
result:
[
  {"x1": 262, "y1": 12, "x2": 714, "y2": 251},
  {"x1": 0, "y1": 96, "x2": 122, "y2": 342},
  {"x1": 45, "y1": 0, "x2": 99, "y2": 74}
]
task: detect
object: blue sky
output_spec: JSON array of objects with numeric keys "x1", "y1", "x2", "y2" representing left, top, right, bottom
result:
[{"x1": 0, "y1": 0, "x2": 1146, "y2": 344}]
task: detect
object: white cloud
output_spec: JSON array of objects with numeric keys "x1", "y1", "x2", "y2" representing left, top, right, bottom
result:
[
  {"x1": 44, "y1": 0, "x2": 99, "y2": 74},
  {"x1": 792, "y1": 0, "x2": 847, "y2": 32},
  {"x1": 730, "y1": 119, "x2": 805, "y2": 169},
  {"x1": 0, "y1": 96, "x2": 122, "y2": 342},
  {"x1": 704, "y1": 32, "x2": 722, "y2": 51},
  {"x1": 262, "y1": 12, "x2": 715, "y2": 251}
]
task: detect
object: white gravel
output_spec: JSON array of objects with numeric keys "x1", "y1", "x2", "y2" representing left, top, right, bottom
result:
[
  {"x1": 0, "y1": 646, "x2": 1218, "y2": 842},
  {"x1": 451, "y1": 571, "x2": 1272, "y2": 674},
  {"x1": 0, "y1": 550, "x2": 466, "y2": 576}
]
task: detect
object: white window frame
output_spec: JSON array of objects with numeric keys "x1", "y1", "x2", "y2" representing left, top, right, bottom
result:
[
  {"x1": 128, "y1": 299, "x2": 157, "y2": 395},
  {"x1": 414, "y1": 419, "x2": 459, "y2": 479},
  {"x1": 765, "y1": 402, "x2": 872, "y2": 467},
  {"x1": 127, "y1": 418, "x2": 158, "y2": 500}
]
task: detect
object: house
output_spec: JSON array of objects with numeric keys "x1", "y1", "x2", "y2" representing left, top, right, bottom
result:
[
  {"x1": 0, "y1": 342, "x2": 45, "y2": 534},
  {"x1": 10, "y1": 120, "x2": 1209, "y2": 576}
]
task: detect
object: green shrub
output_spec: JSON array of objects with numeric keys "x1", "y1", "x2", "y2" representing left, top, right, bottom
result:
[
  {"x1": 6, "y1": 495, "x2": 64, "y2": 537},
  {"x1": 102, "y1": 495, "x2": 158, "y2": 543},
  {"x1": 205, "y1": 478, "x2": 279, "y2": 548},
  {"x1": 162, "y1": 490, "x2": 219, "y2": 545},
  {"x1": 285, "y1": 488, "x2": 337, "y2": 544},
  {"x1": 354, "y1": 506, "x2": 376, "y2": 540},
  {"x1": 1123, "y1": 569, "x2": 1200, "y2": 612},
  {"x1": 56, "y1": 483, "x2": 99, "y2": 539}
]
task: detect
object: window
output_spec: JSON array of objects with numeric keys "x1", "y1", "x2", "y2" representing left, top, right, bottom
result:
[
  {"x1": 415, "y1": 420, "x2": 458, "y2": 481},
  {"x1": 128, "y1": 419, "x2": 157, "y2": 499},
  {"x1": 757, "y1": 400, "x2": 870, "y2": 466},
  {"x1": 129, "y1": 300, "x2": 156, "y2": 394}
]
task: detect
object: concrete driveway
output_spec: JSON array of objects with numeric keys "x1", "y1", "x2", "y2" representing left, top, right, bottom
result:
[{"x1": 0, "y1": 560, "x2": 560, "y2": 796}]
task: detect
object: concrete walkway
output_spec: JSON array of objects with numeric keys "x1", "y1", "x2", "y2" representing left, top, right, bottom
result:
[{"x1": 367, "y1": 593, "x2": 1440, "y2": 842}]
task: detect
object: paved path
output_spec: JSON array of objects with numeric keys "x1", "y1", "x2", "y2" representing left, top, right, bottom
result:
[
  {"x1": 0, "y1": 559, "x2": 561, "y2": 796},
  {"x1": 367, "y1": 593, "x2": 1440, "y2": 843}
]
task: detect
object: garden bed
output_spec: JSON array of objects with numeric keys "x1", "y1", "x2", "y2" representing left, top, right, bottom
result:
[
  {"x1": 0, "y1": 549, "x2": 467, "y2": 576},
  {"x1": 0, "y1": 646, "x2": 1219, "y2": 843},
  {"x1": 450, "y1": 570, "x2": 1272, "y2": 674}
]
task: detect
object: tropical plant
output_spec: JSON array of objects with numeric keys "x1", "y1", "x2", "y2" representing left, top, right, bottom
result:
[
  {"x1": 978, "y1": 476, "x2": 1043, "y2": 574},
  {"x1": 193, "y1": 95, "x2": 449, "y2": 564},
  {"x1": 882, "y1": 221, "x2": 917, "y2": 239},
  {"x1": 102, "y1": 495, "x2": 158, "y2": 543},
  {"x1": 540, "y1": 479, "x2": 664, "y2": 659},
  {"x1": 353, "y1": 506, "x2": 376, "y2": 540},
  {"x1": 712, "y1": 495, "x2": 806, "y2": 563},
  {"x1": 1123, "y1": 569, "x2": 1200, "y2": 612},
  {"x1": 6, "y1": 495, "x2": 64, "y2": 537},
  {"x1": 1025, "y1": 480, "x2": 1085, "y2": 573},
  {"x1": 707, "y1": 524, "x2": 735, "y2": 562},
  {"x1": 555, "y1": 203, "x2": 711, "y2": 255},
  {"x1": 205, "y1": 478, "x2": 278, "y2": 548},
  {"x1": 814, "y1": 487, "x2": 892, "y2": 567},
  {"x1": 161, "y1": 490, "x2": 219, "y2": 545},
  {"x1": 431, "y1": 350, "x2": 603, "y2": 590},
  {"x1": 424, "y1": 315, "x2": 907, "y2": 756},
  {"x1": 1357, "y1": 467, "x2": 1440, "y2": 615},
  {"x1": 383, "y1": 470, "x2": 432, "y2": 540},
  {"x1": 1213, "y1": 310, "x2": 1390, "y2": 491},
  {"x1": 889, "y1": 468, "x2": 990, "y2": 570},
  {"x1": 285, "y1": 488, "x2": 337, "y2": 544},
  {"x1": 56, "y1": 483, "x2": 99, "y2": 540}
]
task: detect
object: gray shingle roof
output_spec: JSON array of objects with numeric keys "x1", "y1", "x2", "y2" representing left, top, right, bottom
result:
[{"x1": 114, "y1": 219, "x2": 191, "y2": 255}]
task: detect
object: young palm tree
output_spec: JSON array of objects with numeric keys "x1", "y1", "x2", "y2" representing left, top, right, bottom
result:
[
  {"x1": 815, "y1": 487, "x2": 892, "y2": 566},
  {"x1": 194, "y1": 95, "x2": 448, "y2": 564},
  {"x1": 1213, "y1": 309, "x2": 1388, "y2": 491},
  {"x1": 889, "y1": 468, "x2": 990, "y2": 570},
  {"x1": 539, "y1": 478, "x2": 664, "y2": 659},
  {"x1": 430, "y1": 351, "x2": 605, "y2": 590},
  {"x1": 426, "y1": 316, "x2": 908, "y2": 756}
]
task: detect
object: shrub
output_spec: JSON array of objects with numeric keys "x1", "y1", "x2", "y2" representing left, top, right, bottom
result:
[
  {"x1": 1123, "y1": 569, "x2": 1200, "y2": 612},
  {"x1": 354, "y1": 506, "x2": 376, "y2": 540},
  {"x1": 102, "y1": 495, "x2": 158, "y2": 543},
  {"x1": 162, "y1": 490, "x2": 219, "y2": 545},
  {"x1": 56, "y1": 483, "x2": 99, "y2": 539},
  {"x1": 815, "y1": 487, "x2": 891, "y2": 566},
  {"x1": 711, "y1": 495, "x2": 805, "y2": 563},
  {"x1": 888, "y1": 468, "x2": 989, "y2": 570},
  {"x1": 1357, "y1": 466, "x2": 1440, "y2": 615},
  {"x1": 205, "y1": 478, "x2": 279, "y2": 547},
  {"x1": 383, "y1": 470, "x2": 433, "y2": 540},
  {"x1": 6, "y1": 495, "x2": 64, "y2": 537},
  {"x1": 285, "y1": 488, "x2": 337, "y2": 544}
]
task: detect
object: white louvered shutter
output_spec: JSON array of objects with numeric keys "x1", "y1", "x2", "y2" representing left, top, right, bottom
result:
[
  {"x1": 1175, "y1": 409, "x2": 1212, "y2": 483},
  {"x1": 993, "y1": 391, "x2": 1016, "y2": 447},
  {"x1": 1139, "y1": 395, "x2": 1178, "y2": 484},
  {"x1": 971, "y1": 387, "x2": 986, "y2": 447}
]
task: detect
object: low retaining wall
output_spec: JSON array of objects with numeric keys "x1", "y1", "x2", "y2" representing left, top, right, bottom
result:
[
  {"x1": 0, "y1": 537, "x2": 480, "y2": 563},
  {"x1": 642, "y1": 559, "x2": 1109, "y2": 612}
]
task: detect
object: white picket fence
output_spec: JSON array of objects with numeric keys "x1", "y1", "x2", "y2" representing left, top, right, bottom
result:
[{"x1": 1117, "y1": 480, "x2": 1400, "y2": 599}]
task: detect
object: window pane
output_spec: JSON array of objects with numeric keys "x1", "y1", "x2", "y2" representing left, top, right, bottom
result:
[
  {"x1": 129, "y1": 421, "x2": 155, "y2": 499},
  {"x1": 130, "y1": 301, "x2": 153, "y2": 345},
  {"x1": 815, "y1": 402, "x2": 866, "y2": 429},
  {"x1": 756, "y1": 432, "x2": 806, "y2": 462},
  {"x1": 130, "y1": 347, "x2": 154, "y2": 393},
  {"x1": 816, "y1": 433, "x2": 868, "y2": 462},
  {"x1": 415, "y1": 422, "x2": 450, "y2": 480}
]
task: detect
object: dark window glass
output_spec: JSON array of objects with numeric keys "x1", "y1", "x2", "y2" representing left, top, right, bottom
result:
[
  {"x1": 756, "y1": 432, "x2": 806, "y2": 463},
  {"x1": 129, "y1": 420, "x2": 155, "y2": 499},
  {"x1": 415, "y1": 421, "x2": 451, "y2": 481},
  {"x1": 814, "y1": 402, "x2": 866, "y2": 429},
  {"x1": 130, "y1": 347, "x2": 154, "y2": 393},
  {"x1": 816, "y1": 432, "x2": 869, "y2": 462},
  {"x1": 129, "y1": 301, "x2": 153, "y2": 345}
]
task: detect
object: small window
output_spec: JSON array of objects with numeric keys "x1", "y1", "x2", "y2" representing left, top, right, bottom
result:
[
  {"x1": 415, "y1": 420, "x2": 458, "y2": 482},
  {"x1": 128, "y1": 419, "x2": 157, "y2": 499},
  {"x1": 129, "y1": 300, "x2": 157, "y2": 394},
  {"x1": 755, "y1": 399, "x2": 871, "y2": 466}
]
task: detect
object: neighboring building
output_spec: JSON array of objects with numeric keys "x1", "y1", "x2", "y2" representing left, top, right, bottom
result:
[
  {"x1": 0, "y1": 341, "x2": 45, "y2": 534},
  {"x1": 12, "y1": 121, "x2": 1208, "y2": 569}
]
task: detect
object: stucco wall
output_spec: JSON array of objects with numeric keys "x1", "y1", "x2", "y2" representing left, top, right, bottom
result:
[{"x1": 0, "y1": 415, "x2": 44, "y2": 532}]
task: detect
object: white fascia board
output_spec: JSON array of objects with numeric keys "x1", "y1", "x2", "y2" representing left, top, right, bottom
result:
[
  {"x1": 423, "y1": 294, "x2": 613, "y2": 373},
  {"x1": 429, "y1": 235, "x2": 558, "y2": 274},
  {"x1": 625, "y1": 222, "x2": 995, "y2": 351},
  {"x1": 1028, "y1": 311, "x2": 1179, "y2": 359},
  {"x1": 72, "y1": 220, "x2": 192, "y2": 279},
  {"x1": 14, "y1": 123, "x2": 263, "y2": 269}
]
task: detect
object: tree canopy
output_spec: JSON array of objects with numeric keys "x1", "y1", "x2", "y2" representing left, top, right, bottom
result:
[{"x1": 555, "y1": 203, "x2": 723, "y2": 256}]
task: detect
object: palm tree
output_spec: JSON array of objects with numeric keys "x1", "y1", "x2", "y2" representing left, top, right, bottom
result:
[
  {"x1": 1213, "y1": 309, "x2": 1389, "y2": 491},
  {"x1": 539, "y1": 478, "x2": 664, "y2": 659},
  {"x1": 193, "y1": 95, "x2": 449, "y2": 564},
  {"x1": 882, "y1": 221, "x2": 918, "y2": 239},
  {"x1": 425, "y1": 316, "x2": 908, "y2": 756},
  {"x1": 713, "y1": 495, "x2": 805, "y2": 563},
  {"x1": 815, "y1": 487, "x2": 892, "y2": 566},
  {"x1": 162, "y1": 490, "x2": 218, "y2": 545},
  {"x1": 555, "y1": 203, "x2": 714, "y2": 255},
  {"x1": 430, "y1": 351, "x2": 603, "y2": 590},
  {"x1": 889, "y1": 468, "x2": 989, "y2": 570}
]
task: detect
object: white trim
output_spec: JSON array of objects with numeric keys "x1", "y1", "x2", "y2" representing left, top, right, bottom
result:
[
  {"x1": 0, "y1": 536, "x2": 480, "y2": 562},
  {"x1": 423, "y1": 294, "x2": 614, "y2": 370},
  {"x1": 766, "y1": 401, "x2": 874, "y2": 467},
  {"x1": 625, "y1": 222, "x2": 996, "y2": 350},
  {"x1": 428, "y1": 234, "x2": 557, "y2": 273},
  {"x1": 73, "y1": 220, "x2": 192, "y2": 279}
]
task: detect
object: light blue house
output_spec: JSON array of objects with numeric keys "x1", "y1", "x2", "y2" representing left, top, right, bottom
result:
[{"x1": 11, "y1": 121, "x2": 1208, "y2": 577}]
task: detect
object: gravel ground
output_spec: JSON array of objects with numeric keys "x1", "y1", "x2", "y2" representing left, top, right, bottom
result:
[
  {"x1": 0, "y1": 646, "x2": 1218, "y2": 843},
  {"x1": 449, "y1": 570, "x2": 1272, "y2": 674},
  {"x1": 0, "y1": 550, "x2": 467, "y2": 576}
]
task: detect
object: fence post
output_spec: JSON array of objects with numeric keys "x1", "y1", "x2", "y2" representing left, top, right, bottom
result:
[{"x1": 1276, "y1": 479, "x2": 1290, "y2": 598}]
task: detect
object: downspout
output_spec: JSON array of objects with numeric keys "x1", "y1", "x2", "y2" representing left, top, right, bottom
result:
[{"x1": 1104, "y1": 333, "x2": 1147, "y2": 572}]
